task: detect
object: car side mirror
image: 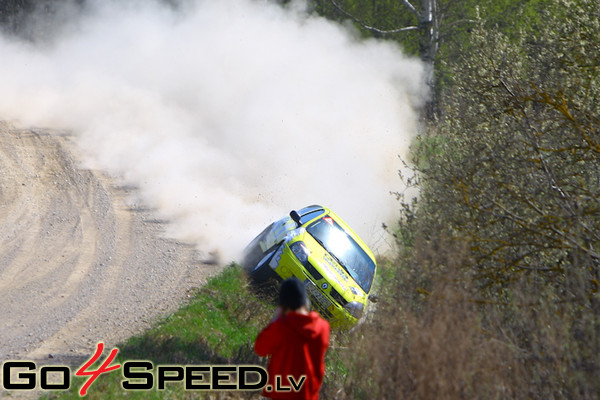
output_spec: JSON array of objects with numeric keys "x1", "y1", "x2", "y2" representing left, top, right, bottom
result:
[
  {"x1": 290, "y1": 210, "x2": 302, "y2": 227},
  {"x1": 368, "y1": 294, "x2": 379, "y2": 303}
]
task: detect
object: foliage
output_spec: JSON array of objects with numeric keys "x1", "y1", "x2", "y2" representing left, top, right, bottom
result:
[
  {"x1": 310, "y1": 0, "x2": 554, "y2": 114},
  {"x1": 311, "y1": 0, "x2": 421, "y2": 50},
  {"x1": 322, "y1": 248, "x2": 524, "y2": 399},
  {"x1": 423, "y1": 0, "x2": 600, "y2": 297},
  {"x1": 394, "y1": 0, "x2": 600, "y2": 396}
]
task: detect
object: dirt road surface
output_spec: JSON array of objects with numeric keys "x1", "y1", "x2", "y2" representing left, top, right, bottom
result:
[{"x1": 0, "y1": 122, "x2": 221, "y2": 391}]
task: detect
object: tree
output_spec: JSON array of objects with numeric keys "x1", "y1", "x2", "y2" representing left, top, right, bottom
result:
[
  {"x1": 311, "y1": 0, "x2": 554, "y2": 116},
  {"x1": 404, "y1": 3, "x2": 600, "y2": 394},
  {"x1": 414, "y1": 0, "x2": 600, "y2": 300},
  {"x1": 325, "y1": 0, "x2": 438, "y2": 62},
  {"x1": 0, "y1": 0, "x2": 85, "y2": 38},
  {"x1": 315, "y1": 0, "x2": 440, "y2": 116}
]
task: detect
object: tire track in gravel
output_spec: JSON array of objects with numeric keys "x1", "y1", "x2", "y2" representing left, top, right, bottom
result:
[{"x1": 0, "y1": 122, "x2": 221, "y2": 370}]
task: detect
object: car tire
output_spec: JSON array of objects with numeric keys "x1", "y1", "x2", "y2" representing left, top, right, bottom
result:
[
  {"x1": 241, "y1": 222, "x2": 274, "y2": 272},
  {"x1": 246, "y1": 245, "x2": 282, "y2": 300},
  {"x1": 249, "y1": 252, "x2": 275, "y2": 282}
]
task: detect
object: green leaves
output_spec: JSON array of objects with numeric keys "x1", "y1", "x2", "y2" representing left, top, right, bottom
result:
[{"x1": 416, "y1": 0, "x2": 600, "y2": 297}]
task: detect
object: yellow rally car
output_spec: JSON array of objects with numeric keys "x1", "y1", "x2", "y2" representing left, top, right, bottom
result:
[{"x1": 242, "y1": 205, "x2": 377, "y2": 328}]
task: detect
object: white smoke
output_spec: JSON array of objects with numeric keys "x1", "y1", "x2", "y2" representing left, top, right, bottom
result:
[{"x1": 0, "y1": 0, "x2": 425, "y2": 261}]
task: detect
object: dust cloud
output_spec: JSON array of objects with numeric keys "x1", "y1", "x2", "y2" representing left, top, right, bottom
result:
[{"x1": 0, "y1": 0, "x2": 425, "y2": 261}]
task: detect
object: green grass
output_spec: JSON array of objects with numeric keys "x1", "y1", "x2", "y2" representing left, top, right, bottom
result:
[
  {"x1": 36, "y1": 263, "x2": 386, "y2": 400},
  {"x1": 40, "y1": 264, "x2": 274, "y2": 400}
]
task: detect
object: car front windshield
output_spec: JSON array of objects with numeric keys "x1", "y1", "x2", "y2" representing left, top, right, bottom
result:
[{"x1": 306, "y1": 217, "x2": 375, "y2": 293}]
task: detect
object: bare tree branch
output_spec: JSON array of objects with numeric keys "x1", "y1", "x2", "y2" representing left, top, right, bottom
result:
[
  {"x1": 328, "y1": 0, "x2": 419, "y2": 34},
  {"x1": 401, "y1": 0, "x2": 420, "y2": 17}
]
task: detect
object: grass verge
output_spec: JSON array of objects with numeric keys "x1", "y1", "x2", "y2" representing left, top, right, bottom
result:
[
  {"x1": 33, "y1": 260, "x2": 397, "y2": 400},
  {"x1": 40, "y1": 264, "x2": 274, "y2": 400}
]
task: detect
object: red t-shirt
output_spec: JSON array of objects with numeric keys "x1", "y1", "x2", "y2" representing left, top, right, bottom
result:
[{"x1": 254, "y1": 311, "x2": 331, "y2": 400}]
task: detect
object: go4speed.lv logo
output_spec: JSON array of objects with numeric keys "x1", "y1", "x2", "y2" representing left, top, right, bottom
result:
[{"x1": 1, "y1": 343, "x2": 283, "y2": 396}]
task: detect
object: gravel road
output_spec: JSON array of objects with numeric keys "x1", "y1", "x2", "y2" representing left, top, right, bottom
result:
[{"x1": 0, "y1": 122, "x2": 221, "y2": 371}]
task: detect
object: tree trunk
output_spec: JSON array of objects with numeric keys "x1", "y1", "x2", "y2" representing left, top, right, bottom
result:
[{"x1": 417, "y1": 0, "x2": 438, "y2": 116}]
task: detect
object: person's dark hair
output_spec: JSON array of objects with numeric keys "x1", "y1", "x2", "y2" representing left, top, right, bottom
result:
[{"x1": 278, "y1": 277, "x2": 309, "y2": 310}]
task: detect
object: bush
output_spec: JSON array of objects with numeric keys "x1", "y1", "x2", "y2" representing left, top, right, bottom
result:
[{"x1": 324, "y1": 2, "x2": 600, "y2": 397}]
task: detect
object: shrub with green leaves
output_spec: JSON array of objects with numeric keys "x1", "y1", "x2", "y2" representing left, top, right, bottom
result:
[{"x1": 404, "y1": 1, "x2": 600, "y2": 396}]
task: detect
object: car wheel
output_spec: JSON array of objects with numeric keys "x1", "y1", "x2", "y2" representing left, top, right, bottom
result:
[
  {"x1": 241, "y1": 223, "x2": 274, "y2": 272},
  {"x1": 246, "y1": 246, "x2": 281, "y2": 300},
  {"x1": 249, "y1": 252, "x2": 274, "y2": 281}
]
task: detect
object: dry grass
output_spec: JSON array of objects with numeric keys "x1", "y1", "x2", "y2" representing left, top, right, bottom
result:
[{"x1": 322, "y1": 237, "x2": 600, "y2": 400}]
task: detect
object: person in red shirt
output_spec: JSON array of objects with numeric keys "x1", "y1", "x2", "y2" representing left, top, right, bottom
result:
[{"x1": 254, "y1": 277, "x2": 331, "y2": 400}]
